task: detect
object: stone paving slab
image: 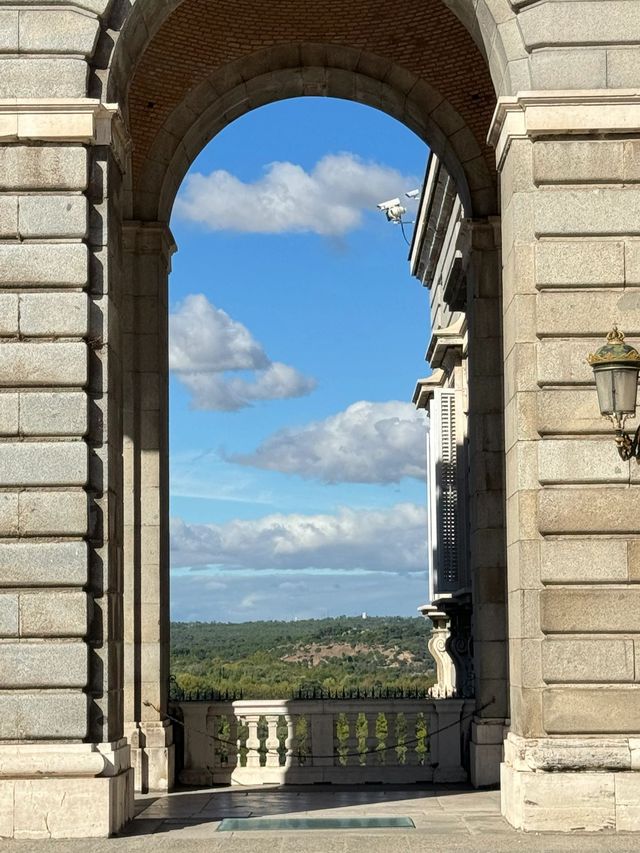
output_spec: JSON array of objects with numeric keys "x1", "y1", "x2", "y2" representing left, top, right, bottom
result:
[{"x1": 1, "y1": 786, "x2": 640, "y2": 851}]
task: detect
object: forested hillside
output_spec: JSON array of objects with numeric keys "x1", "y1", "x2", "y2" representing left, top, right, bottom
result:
[{"x1": 171, "y1": 616, "x2": 435, "y2": 699}]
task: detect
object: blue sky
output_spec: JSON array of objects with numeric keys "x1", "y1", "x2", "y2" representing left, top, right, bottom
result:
[{"x1": 168, "y1": 97, "x2": 432, "y2": 621}]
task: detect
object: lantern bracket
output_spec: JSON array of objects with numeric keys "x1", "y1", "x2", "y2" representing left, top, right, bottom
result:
[{"x1": 615, "y1": 425, "x2": 640, "y2": 462}]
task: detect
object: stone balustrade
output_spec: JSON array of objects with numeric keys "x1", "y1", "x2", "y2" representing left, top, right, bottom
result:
[{"x1": 176, "y1": 698, "x2": 473, "y2": 787}]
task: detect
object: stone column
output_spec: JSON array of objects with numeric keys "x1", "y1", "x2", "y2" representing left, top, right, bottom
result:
[
  {"x1": 0, "y1": 102, "x2": 133, "y2": 837},
  {"x1": 465, "y1": 219, "x2": 509, "y2": 787},
  {"x1": 492, "y1": 91, "x2": 640, "y2": 832},
  {"x1": 122, "y1": 222, "x2": 175, "y2": 792}
]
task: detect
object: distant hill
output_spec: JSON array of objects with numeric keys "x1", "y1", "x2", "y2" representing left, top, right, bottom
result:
[{"x1": 171, "y1": 616, "x2": 435, "y2": 700}]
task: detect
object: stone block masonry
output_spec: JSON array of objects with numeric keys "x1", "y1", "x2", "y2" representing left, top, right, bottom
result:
[
  {"x1": 0, "y1": 142, "x2": 92, "y2": 739},
  {"x1": 494, "y1": 93, "x2": 640, "y2": 831},
  {"x1": 5, "y1": 0, "x2": 640, "y2": 838},
  {"x1": 0, "y1": 1, "x2": 141, "y2": 838},
  {"x1": 0, "y1": 125, "x2": 134, "y2": 835}
]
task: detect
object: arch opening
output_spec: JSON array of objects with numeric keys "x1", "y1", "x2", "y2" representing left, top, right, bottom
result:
[
  {"x1": 113, "y1": 0, "x2": 508, "y2": 798},
  {"x1": 108, "y1": 0, "x2": 502, "y2": 222}
]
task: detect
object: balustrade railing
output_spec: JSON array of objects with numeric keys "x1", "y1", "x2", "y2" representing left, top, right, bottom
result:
[{"x1": 176, "y1": 698, "x2": 473, "y2": 786}]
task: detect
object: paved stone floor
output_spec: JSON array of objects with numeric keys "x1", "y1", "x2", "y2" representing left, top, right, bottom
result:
[{"x1": 2, "y1": 785, "x2": 640, "y2": 851}]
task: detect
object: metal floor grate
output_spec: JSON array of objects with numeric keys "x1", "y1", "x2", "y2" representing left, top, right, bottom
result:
[{"x1": 217, "y1": 816, "x2": 415, "y2": 831}]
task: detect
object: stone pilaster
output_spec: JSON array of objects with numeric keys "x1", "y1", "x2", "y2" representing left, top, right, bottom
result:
[
  {"x1": 465, "y1": 218, "x2": 509, "y2": 787},
  {"x1": 492, "y1": 91, "x2": 640, "y2": 831},
  {"x1": 121, "y1": 221, "x2": 175, "y2": 793},
  {"x1": 0, "y1": 101, "x2": 133, "y2": 837}
]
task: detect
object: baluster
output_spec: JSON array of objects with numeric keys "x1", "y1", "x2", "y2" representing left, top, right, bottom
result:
[
  {"x1": 245, "y1": 714, "x2": 261, "y2": 769},
  {"x1": 404, "y1": 713, "x2": 419, "y2": 766},
  {"x1": 346, "y1": 713, "x2": 359, "y2": 766},
  {"x1": 236, "y1": 713, "x2": 247, "y2": 768},
  {"x1": 265, "y1": 715, "x2": 280, "y2": 768},
  {"x1": 385, "y1": 713, "x2": 399, "y2": 766},
  {"x1": 364, "y1": 711, "x2": 377, "y2": 767},
  {"x1": 426, "y1": 710, "x2": 437, "y2": 768},
  {"x1": 207, "y1": 713, "x2": 223, "y2": 773},
  {"x1": 333, "y1": 713, "x2": 344, "y2": 766},
  {"x1": 283, "y1": 714, "x2": 295, "y2": 767}
]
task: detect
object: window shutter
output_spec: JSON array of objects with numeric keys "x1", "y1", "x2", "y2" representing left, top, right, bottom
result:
[
  {"x1": 438, "y1": 391, "x2": 458, "y2": 589},
  {"x1": 428, "y1": 389, "x2": 459, "y2": 597}
]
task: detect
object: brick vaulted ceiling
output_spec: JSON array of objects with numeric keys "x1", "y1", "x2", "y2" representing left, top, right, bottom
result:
[{"x1": 127, "y1": 0, "x2": 496, "y2": 200}]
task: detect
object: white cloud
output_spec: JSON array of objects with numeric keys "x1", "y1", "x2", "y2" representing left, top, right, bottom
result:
[
  {"x1": 169, "y1": 294, "x2": 316, "y2": 410},
  {"x1": 174, "y1": 153, "x2": 417, "y2": 236},
  {"x1": 169, "y1": 293, "x2": 268, "y2": 373},
  {"x1": 170, "y1": 502, "x2": 427, "y2": 573},
  {"x1": 228, "y1": 400, "x2": 427, "y2": 483}
]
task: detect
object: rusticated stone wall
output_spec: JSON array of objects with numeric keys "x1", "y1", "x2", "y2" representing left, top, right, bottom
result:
[
  {"x1": 495, "y1": 98, "x2": 640, "y2": 831},
  {"x1": 2, "y1": 0, "x2": 640, "y2": 839},
  {"x1": 0, "y1": 144, "x2": 91, "y2": 736}
]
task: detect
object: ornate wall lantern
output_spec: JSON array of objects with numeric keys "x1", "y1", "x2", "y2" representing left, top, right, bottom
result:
[{"x1": 588, "y1": 326, "x2": 640, "y2": 461}]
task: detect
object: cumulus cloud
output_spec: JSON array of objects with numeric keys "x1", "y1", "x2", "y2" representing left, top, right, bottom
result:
[
  {"x1": 170, "y1": 502, "x2": 427, "y2": 573},
  {"x1": 228, "y1": 400, "x2": 427, "y2": 484},
  {"x1": 169, "y1": 293, "x2": 268, "y2": 373},
  {"x1": 174, "y1": 153, "x2": 417, "y2": 236},
  {"x1": 169, "y1": 294, "x2": 316, "y2": 410}
]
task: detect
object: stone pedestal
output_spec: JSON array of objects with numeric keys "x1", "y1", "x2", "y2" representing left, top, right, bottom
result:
[
  {"x1": 0, "y1": 743, "x2": 134, "y2": 839},
  {"x1": 470, "y1": 718, "x2": 504, "y2": 788},
  {"x1": 502, "y1": 732, "x2": 640, "y2": 831},
  {"x1": 129, "y1": 720, "x2": 175, "y2": 793}
]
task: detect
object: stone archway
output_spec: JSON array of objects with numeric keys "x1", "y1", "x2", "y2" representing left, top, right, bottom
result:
[
  {"x1": 109, "y1": 0, "x2": 509, "y2": 804},
  {"x1": 6, "y1": 0, "x2": 640, "y2": 839}
]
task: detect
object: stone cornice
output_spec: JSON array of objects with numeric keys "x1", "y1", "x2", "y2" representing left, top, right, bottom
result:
[
  {"x1": 489, "y1": 90, "x2": 640, "y2": 169},
  {"x1": 0, "y1": 98, "x2": 130, "y2": 169}
]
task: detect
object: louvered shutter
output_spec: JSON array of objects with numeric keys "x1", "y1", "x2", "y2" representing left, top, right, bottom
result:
[{"x1": 427, "y1": 389, "x2": 460, "y2": 597}]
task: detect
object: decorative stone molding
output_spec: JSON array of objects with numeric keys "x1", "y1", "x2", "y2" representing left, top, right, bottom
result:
[
  {"x1": 424, "y1": 606, "x2": 457, "y2": 699},
  {"x1": 412, "y1": 369, "x2": 447, "y2": 410},
  {"x1": 489, "y1": 90, "x2": 640, "y2": 168},
  {"x1": 427, "y1": 316, "x2": 467, "y2": 370},
  {"x1": 421, "y1": 598, "x2": 474, "y2": 700},
  {"x1": 122, "y1": 220, "x2": 177, "y2": 263},
  {"x1": 0, "y1": 98, "x2": 129, "y2": 167},
  {"x1": 504, "y1": 731, "x2": 640, "y2": 773},
  {"x1": 0, "y1": 740, "x2": 130, "y2": 779}
]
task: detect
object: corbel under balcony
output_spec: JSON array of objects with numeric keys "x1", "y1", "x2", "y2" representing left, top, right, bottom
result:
[
  {"x1": 426, "y1": 316, "x2": 467, "y2": 371},
  {"x1": 412, "y1": 368, "x2": 447, "y2": 410},
  {"x1": 419, "y1": 593, "x2": 474, "y2": 700}
]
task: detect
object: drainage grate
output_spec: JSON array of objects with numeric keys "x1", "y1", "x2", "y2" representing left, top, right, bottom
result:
[{"x1": 217, "y1": 816, "x2": 415, "y2": 831}]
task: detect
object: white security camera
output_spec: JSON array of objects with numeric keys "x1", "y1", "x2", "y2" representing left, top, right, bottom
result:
[
  {"x1": 376, "y1": 197, "x2": 407, "y2": 222},
  {"x1": 377, "y1": 198, "x2": 401, "y2": 211},
  {"x1": 405, "y1": 189, "x2": 420, "y2": 199}
]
